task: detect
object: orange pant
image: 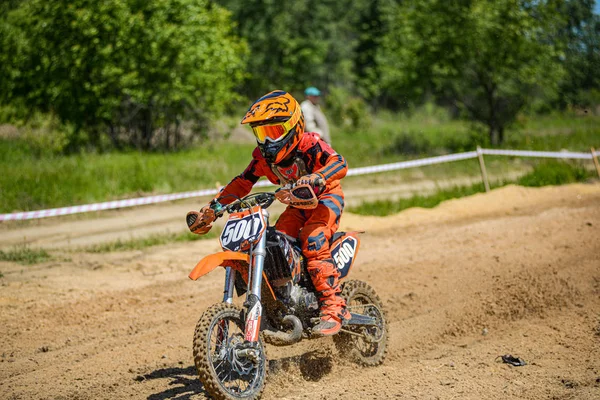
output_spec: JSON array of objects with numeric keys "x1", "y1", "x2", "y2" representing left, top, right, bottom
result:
[
  {"x1": 274, "y1": 192, "x2": 344, "y2": 262},
  {"x1": 275, "y1": 191, "x2": 347, "y2": 319}
]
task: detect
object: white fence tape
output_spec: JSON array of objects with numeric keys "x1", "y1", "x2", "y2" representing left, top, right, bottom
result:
[
  {"x1": 346, "y1": 151, "x2": 478, "y2": 176},
  {"x1": 1, "y1": 189, "x2": 219, "y2": 221},
  {"x1": 481, "y1": 148, "x2": 593, "y2": 160},
  {"x1": 1, "y1": 147, "x2": 597, "y2": 221}
]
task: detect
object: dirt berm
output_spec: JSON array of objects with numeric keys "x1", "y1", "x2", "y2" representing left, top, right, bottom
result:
[{"x1": 1, "y1": 183, "x2": 599, "y2": 399}]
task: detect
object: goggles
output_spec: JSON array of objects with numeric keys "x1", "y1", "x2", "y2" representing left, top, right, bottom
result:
[{"x1": 251, "y1": 106, "x2": 301, "y2": 144}]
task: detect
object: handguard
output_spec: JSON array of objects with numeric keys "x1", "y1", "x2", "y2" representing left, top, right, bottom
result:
[
  {"x1": 186, "y1": 206, "x2": 216, "y2": 234},
  {"x1": 275, "y1": 184, "x2": 319, "y2": 209}
]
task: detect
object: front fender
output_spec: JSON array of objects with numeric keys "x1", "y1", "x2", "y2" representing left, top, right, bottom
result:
[{"x1": 188, "y1": 251, "x2": 250, "y2": 281}]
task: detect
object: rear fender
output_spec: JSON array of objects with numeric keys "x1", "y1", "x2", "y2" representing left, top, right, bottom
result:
[
  {"x1": 188, "y1": 251, "x2": 249, "y2": 281},
  {"x1": 331, "y1": 231, "x2": 362, "y2": 280}
]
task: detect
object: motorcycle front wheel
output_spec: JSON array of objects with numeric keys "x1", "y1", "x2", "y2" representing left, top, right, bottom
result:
[{"x1": 192, "y1": 303, "x2": 267, "y2": 400}]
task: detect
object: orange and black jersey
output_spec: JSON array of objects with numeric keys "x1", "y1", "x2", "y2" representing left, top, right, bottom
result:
[{"x1": 216, "y1": 133, "x2": 347, "y2": 204}]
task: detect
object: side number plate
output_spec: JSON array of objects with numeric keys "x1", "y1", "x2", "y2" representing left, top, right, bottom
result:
[{"x1": 331, "y1": 236, "x2": 358, "y2": 279}]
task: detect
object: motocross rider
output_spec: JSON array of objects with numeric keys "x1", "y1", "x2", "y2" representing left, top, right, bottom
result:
[{"x1": 188, "y1": 90, "x2": 350, "y2": 336}]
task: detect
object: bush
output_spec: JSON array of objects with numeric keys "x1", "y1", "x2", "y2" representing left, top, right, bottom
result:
[
  {"x1": 443, "y1": 128, "x2": 488, "y2": 153},
  {"x1": 385, "y1": 130, "x2": 432, "y2": 155},
  {"x1": 326, "y1": 87, "x2": 371, "y2": 131},
  {"x1": 384, "y1": 126, "x2": 485, "y2": 156},
  {"x1": 572, "y1": 89, "x2": 600, "y2": 114}
]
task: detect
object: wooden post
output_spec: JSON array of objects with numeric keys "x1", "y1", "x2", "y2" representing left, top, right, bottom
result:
[
  {"x1": 476, "y1": 146, "x2": 491, "y2": 193},
  {"x1": 592, "y1": 147, "x2": 600, "y2": 179}
]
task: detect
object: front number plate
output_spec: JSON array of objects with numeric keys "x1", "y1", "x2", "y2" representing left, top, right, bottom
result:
[{"x1": 220, "y1": 207, "x2": 266, "y2": 252}]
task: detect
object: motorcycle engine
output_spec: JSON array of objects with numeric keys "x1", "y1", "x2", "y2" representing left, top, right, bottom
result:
[
  {"x1": 279, "y1": 283, "x2": 318, "y2": 315},
  {"x1": 263, "y1": 228, "x2": 319, "y2": 318}
]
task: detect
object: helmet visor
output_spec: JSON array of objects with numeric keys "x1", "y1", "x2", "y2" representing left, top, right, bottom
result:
[
  {"x1": 252, "y1": 123, "x2": 290, "y2": 143},
  {"x1": 251, "y1": 106, "x2": 301, "y2": 144}
]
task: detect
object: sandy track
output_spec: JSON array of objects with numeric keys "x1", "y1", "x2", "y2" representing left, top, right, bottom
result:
[{"x1": 1, "y1": 183, "x2": 599, "y2": 399}]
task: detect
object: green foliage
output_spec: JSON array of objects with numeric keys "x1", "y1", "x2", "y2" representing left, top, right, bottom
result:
[
  {"x1": 386, "y1": 131, "x2": 431, "y2": 156},
  {"x1": 218, "y1": 0, "x2": 392, "y2": 99},
  {"x1": 384, "y1": 127, "x2": 485, "y2": 156},
  {"x1": 503, "y1": 113, "x2": 600, "y2": 150},
  {"x1": 1, "y1": 0, "x2": 597, "y2": 152},
  {"x1": 572, "y1": 89, "x2": 600, "y2": 112},
  {"x1": 0, "y1": 245, "x2": 52, "y2": 265},
  {"x1": 17, "y1": 113, "x2": 73, "y2": 155},
  {"x1": 2, "y1": 0, "x2": 597, "y2": 153},
  {"x1": 1, "y1": 0, "x2": 247, "y2": 150},
  {"x1": 554, "y1": 1, "x2": 600, "y2": 109},
  {"x1": 326, "y1": 87, "x2": 371, "y2": 131},
  {"x1": 334, "y1": 103, "x2": 486, "y2": 161},
  {"x1": 0, "y1": 138, "x2": 255, "y2": 212},
  {"x1": 378, "y1": 0, "x2": 565, "y2": 144},
  {"x1": 517, "y1": 160, "x2": 593, "y2": 187},
  {"x1": 83, "y1": 230, "x2": 216, "y2": 253}
]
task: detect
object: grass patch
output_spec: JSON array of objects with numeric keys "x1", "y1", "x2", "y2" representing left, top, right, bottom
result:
[
  {"x1": 350, "y1": 160, "x2": 594, "y2": 216},
  {"x1": 0, "y1": 245, "x2": 52, "y2": 265},
  {"x1": 349, "y1": 184, "x2": 487, "y2": 216},
  {"x1": 517, "y1": 160, "x2": 594, "y2": 187},
  {"x1": 83, "y1": 230, "x2": 216, "y2": 253},
  {"x1": 0, "y1": 139, "x2": 255, "y2": 213}
]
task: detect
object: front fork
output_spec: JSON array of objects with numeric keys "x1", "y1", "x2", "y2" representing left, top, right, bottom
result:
[{"x1": 222, "y1": 209, "x2": 269, "y2": 345}]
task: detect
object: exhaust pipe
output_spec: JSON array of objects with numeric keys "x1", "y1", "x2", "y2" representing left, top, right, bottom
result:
[{"x1": 262, "y1": 315, "x2": 303, "y2": 346}]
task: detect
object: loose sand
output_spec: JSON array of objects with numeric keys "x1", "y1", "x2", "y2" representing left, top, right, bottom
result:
[{"x1": 1, "y1": 183, "x2": 599, "y2": 399}]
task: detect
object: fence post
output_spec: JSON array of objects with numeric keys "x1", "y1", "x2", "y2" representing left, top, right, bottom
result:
[
  {"x1": 476, "y1": 146, "x2": 491, "y2": 193},
  {"x1": 592, "y1": 147, "x2": 600, "y2": 179}
]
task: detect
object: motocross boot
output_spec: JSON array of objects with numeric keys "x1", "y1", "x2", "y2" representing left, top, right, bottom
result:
[{"x1": 308, "y1": 260, "x2": 350, "y2": 337}]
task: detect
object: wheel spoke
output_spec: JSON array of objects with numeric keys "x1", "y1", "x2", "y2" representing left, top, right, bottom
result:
[{"x1": 213, "y1": 358, "x2": 227, "y2": 374}]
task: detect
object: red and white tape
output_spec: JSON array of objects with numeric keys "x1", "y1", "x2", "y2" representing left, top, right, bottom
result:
[{"x1": 1, "y1": 148, "x2": 597, "y2": 221}]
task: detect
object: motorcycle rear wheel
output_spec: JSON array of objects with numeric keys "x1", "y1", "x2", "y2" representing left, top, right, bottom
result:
[
  {"x1": 192, "y1": 302, "x2": 267, "y2": 400},
  {"x1": 333, "y1": 280, "x2": 388, "y2": 366}
]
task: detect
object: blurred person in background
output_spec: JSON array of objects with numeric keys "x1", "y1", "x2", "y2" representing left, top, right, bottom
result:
[{"x1": 301, "y1": 87, "x2": 331, "y2": 144}]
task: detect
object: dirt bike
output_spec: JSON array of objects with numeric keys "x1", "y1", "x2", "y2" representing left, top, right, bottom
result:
[{"x1": 186, "y1": 182, "x2": 388, "y2": 400}]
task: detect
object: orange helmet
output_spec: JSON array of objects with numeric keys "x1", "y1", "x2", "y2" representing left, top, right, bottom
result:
[{"x1": 241, "y1": 90, "x2": 305, "y2": 164}]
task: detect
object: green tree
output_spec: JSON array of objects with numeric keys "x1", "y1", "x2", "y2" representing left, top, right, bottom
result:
[
  {"x1": 553, "y1": 0, "x2": 600, "y2": 109},
  {"x1": 353, "y1": 0, "x2": 395, "y2": 104},
  {"x1": 379, "y1": 0, "x2": 565, "y2": 144},
  {"x1": 218, "y1": 0, "x2": 379, "y2": 99},
  {"x1": 1, "y1": 0, "x2": 247, "y2": 150}
]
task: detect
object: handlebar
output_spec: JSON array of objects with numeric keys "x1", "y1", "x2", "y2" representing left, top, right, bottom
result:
[
  {"x1": 207, "y1": 177, "x2": 324, "y2": 220},
  {"x1": 210, "y1": 191, "x2": 276, "y2": 219},
  {"x1": 314, "y1": 176, "x2": 325, "y2": 188}
]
